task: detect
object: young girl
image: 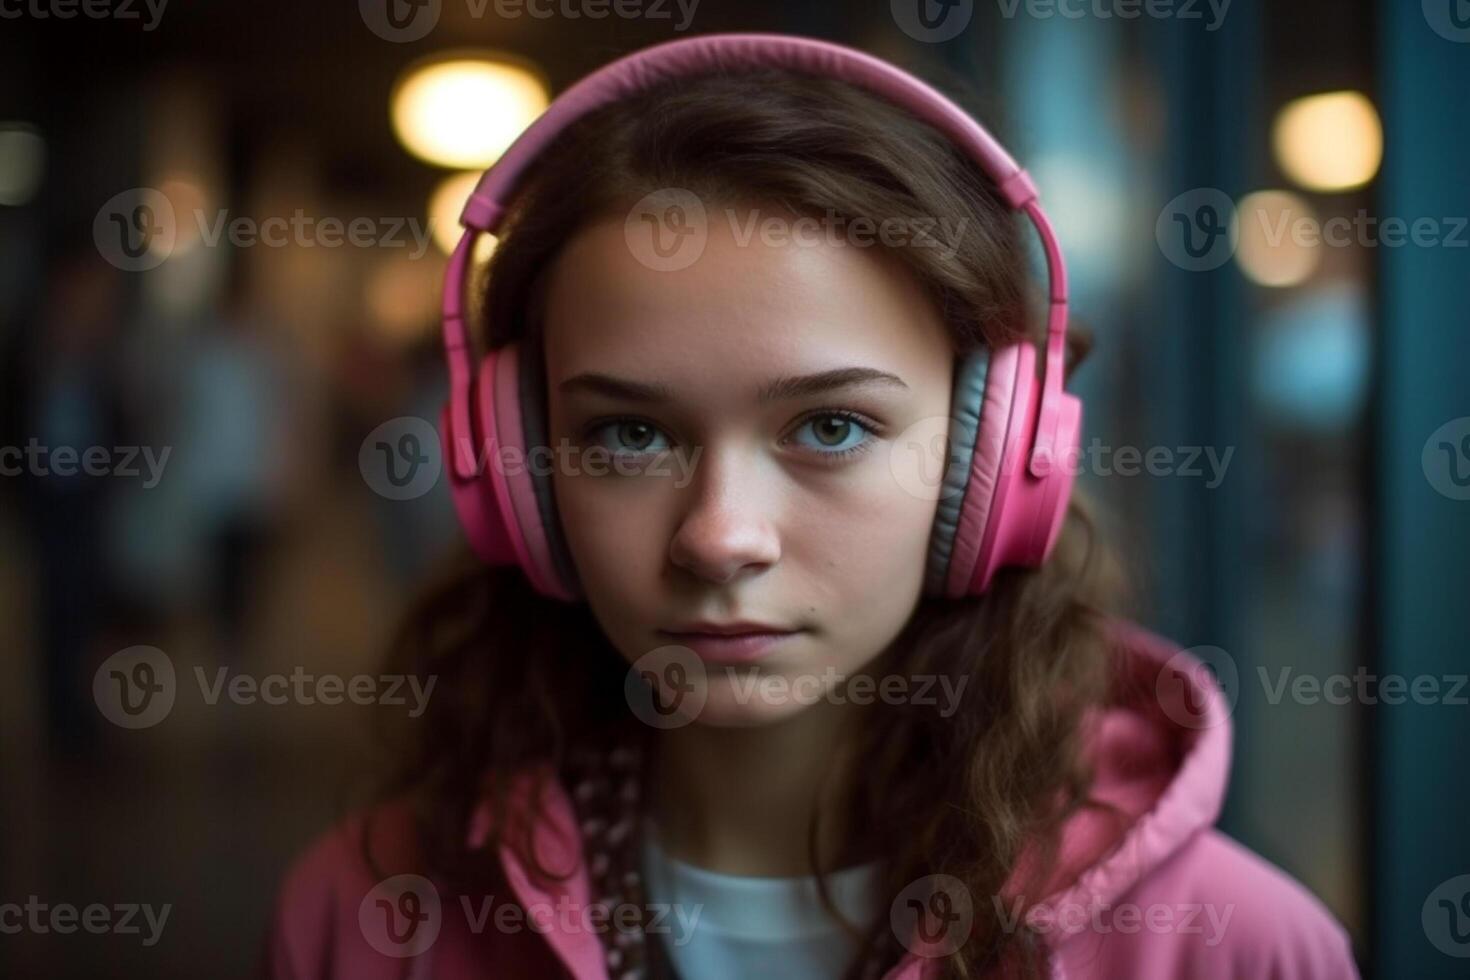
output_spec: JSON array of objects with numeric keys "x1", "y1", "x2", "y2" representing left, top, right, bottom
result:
[{"x1": 268, "y1": 34, "x2": 1358, "y2": 980}]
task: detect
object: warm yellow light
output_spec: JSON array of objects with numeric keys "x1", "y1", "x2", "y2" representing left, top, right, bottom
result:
[
  {"x1": 391, "y1": 55, "x2": 548, "y2": 169},
  {"x1": 1272, "y1": 91, "x2": 1382, "y2": 192},
  {"x1": 1234, "y1": 190, "x2": 1321, "y2": 288},
  {"x1": 429, "y1": 171, "x2": 497, "y2": 261},
  {"x1": 156, "y1": 173, "x2": 208, "y2": 256}
]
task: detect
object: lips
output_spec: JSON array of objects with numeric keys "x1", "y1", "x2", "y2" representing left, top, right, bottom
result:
[
  {"x1": 662, "y1": 620, "x2": 795, "y2": 636},
  {"x1": 656, "y1": 624, "x2": 803, "y2": 665}
]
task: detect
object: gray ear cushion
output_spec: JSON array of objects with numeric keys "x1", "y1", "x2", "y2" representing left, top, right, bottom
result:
[
  {"x1": 924, "y1": 349, "x2": 990, "y2": 596},
  {"x1": 518, "y1": 331, "x2": 582, "y2": 596}
]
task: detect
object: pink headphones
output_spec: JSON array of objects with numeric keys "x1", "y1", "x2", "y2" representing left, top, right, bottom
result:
[{"x1": 439, "y1": 32, "x2": 1082, "y2": 604}]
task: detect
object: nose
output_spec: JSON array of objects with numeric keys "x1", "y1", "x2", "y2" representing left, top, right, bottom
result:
[{"x1": 667, "y1": 446, "x2": 781, "y2": 586}]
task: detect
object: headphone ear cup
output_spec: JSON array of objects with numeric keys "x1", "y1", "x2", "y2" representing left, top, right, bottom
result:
[
  {"x1": 965, "y1": 342, "x2": 1081, "y2": 595},
  {"x1": 516, "y1": 332, "x2": 582, "y2": 599},
  {"x1": 925, "y1": 349, "x2": 990, "y2": 597},
  {"x1": 441, "y1": 371, "x2": 518, "y2": 568},
  {"x1": 488, "y1": 344, "x2": 577, "y2": 602},
  {"x1": 441, "y1": 343, "x2": 577, "y2": 600},
  {"x1": 1033, "y1": 392, "x2": 1081, "y2": 560},
  {"x1": 938, "y1": 343, "x2": 1024, "y2": 598}
]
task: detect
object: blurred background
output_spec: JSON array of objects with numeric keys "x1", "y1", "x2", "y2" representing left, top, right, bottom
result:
[{"x1": 1, "y1": 1, "x2": 1467, "y2": 977}]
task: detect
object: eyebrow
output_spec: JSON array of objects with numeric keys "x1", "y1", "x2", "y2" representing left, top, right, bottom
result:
[{"x1": 557, "y1": 366, "x2": 909, "y2": 405}]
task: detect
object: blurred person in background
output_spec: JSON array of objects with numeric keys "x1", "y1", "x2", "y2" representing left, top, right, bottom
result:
[
  {"x1": 332, "y1": 320, "x2": 459, "y2": 588},
  {"x1": 167, "y1": 266, "x2": 292, "y2": 665},
  {"x1": 13, "y1": 247, "x2": 129, "y2": 758}
]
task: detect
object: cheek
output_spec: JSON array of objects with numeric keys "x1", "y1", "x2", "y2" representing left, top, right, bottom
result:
[
  {"x1": 554, "y1": 477, "x2": 668, "y2": 640},
  {"x1": 795, "y1": 462, "x2": 938, "y2": 597},
  {"x1": 793, "y1": 471, "x2": 936, "y2": 670},
  {"x1": 556, "y1": 473, "x2": 661, "y2": 564}
]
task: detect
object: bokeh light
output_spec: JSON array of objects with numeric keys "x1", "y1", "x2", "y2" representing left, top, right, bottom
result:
[
  {"x1": 391, "y1": 54, "x2": 549, "y2": 169},
  {"x1": 1235, "y1": 189, "x2": 1321, "y2": 288},
  {"x1": 1253, "y1": 281, "x2": 1370, "y2": 432},
  {"x1": 0, "y1": 122, "x2": 45, "y2": 206},
  {"x1": 156, "y1": 172, "x2": 209, "y2": 257},
  {"x1": 1272, "y1": 91, "x2": 1382, "y2": 192}
]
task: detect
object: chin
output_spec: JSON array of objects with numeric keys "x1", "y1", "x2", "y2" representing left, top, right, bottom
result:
[{"x1": 689, "y1": 672, "x2": 832, "y2": 728}]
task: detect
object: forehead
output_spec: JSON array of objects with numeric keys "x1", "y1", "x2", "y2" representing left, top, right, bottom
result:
[{"x1": 539, "y1": 208, "x2": 952, "y2": 390}]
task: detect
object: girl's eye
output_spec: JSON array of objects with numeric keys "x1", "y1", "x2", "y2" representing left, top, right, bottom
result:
[
  {"x1": 589, "y1": 419, "x2": 672, "y2": 457},
  {"x1": 786, "y1": 411, "x2": 878, "y2": 460}
]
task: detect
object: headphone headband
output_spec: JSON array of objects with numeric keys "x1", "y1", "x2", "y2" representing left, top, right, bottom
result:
[
  {"x1": 460, "y1": 32, "x2": 1036, "y2": 232},
  {"x1": 443, "y1": 32, "x2": 1071, "y2": 484}
]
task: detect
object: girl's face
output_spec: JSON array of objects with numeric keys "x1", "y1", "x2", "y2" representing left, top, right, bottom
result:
[{"x1": 543, "y1": 203, "x2": 955, "y2": 727}]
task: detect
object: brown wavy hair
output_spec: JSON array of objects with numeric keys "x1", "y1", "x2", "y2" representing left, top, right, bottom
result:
[{"x1": 371, "y1": 66, "x2": 1128, "y2": 979}]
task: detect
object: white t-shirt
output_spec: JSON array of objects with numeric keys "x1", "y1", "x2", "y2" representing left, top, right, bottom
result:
[{"x1": 639, "y1": 815, "x2": 885, "y2": 979}]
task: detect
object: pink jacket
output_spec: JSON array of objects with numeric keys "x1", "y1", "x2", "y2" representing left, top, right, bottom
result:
[{"x1": 266, "y1": 619, "x2": 1359, "y2": 979}]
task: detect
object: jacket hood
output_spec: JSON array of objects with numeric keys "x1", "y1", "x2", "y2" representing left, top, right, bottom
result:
[{"x1": 476, "y1": 617, "x2": 1234, "y2": 980}]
